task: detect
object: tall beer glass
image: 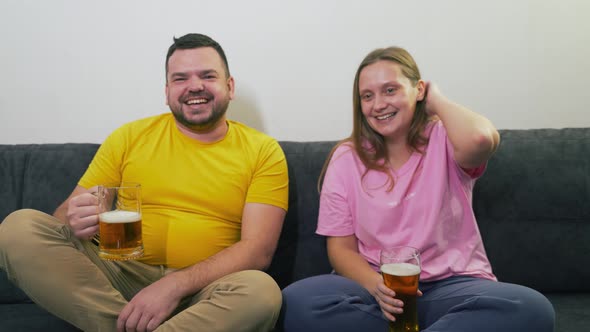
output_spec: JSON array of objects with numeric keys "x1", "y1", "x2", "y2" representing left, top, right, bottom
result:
[
  {"x1": 380, "y1": 246, "x2": 421, "y2": 332},
  {"x1": 97, "y1": 183, "x2": 143, "y2": 260}
]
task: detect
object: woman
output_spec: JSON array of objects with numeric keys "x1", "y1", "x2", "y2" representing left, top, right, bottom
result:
[{"x1": 280, "y1": 47, "x2": 555, "y2": 331}]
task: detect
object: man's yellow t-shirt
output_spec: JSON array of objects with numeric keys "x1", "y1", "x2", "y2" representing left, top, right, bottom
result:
[{"x1": 79, "y1": 114, "x2": 289, "y2": 268}]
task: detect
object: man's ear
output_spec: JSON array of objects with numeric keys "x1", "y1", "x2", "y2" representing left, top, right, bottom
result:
[
  {"x1": 227, "y1": 76, "x2": 235, "y2": 100},
  {"x1": 165, "y1": 84, "x2": 169, "y2": 106}
]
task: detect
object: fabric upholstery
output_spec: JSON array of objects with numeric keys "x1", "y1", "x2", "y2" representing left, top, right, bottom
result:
[
  {"x1": 474, "y1": 129, "x2": 590, "y2": 292},
  {"x1": 0, "y1": 129, "x2": 588, "y2": 331}
]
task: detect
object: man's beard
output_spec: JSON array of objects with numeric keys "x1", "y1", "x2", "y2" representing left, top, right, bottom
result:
[{"x1": 170, "y1": 94, "x2": 230, "y2": 132}]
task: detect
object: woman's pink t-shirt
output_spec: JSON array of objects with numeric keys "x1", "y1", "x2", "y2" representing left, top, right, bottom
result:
[{"x1": 317, "y1": 121, "x2": 496, "y2": 282}]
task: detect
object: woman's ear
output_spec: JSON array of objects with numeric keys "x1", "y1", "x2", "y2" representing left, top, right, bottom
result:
[{"x1": 416, "y1": 80, "x2": 426, "y2": 101}]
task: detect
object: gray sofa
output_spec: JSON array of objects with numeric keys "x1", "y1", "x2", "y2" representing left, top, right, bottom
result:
[{"x1": 1, "y1": 128, "x2": 589, "y2": 331}]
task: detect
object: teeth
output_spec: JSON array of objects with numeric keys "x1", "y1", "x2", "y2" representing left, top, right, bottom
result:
[
  {"x1": 186, "y1": 98, "x2": 207, "y2": 105},
  {"x1": 376, "y1": 112, "x2": 396, "y2": 120}
]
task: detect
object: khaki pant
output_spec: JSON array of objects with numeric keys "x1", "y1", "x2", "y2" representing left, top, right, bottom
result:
[{"x1": 0, "y1": 209, "x2": 281, "y2": 332}]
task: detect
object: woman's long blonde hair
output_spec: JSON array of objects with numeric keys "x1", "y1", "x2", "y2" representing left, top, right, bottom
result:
[{"x1": 319, "y1": 47, "x2": 431, "y2": 192}]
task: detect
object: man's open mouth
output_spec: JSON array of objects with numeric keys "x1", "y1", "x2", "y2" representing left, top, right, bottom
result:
[{"x1": 185, "y1": 98, "x2": 208, "y2": 105}]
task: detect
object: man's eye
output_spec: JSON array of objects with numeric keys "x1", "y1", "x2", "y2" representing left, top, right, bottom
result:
[{"x1": 173, "y1": 77, "x2": 186, "y2": 82}]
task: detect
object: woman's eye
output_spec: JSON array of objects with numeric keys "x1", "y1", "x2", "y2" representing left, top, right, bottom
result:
[
  {"x1": 386, "y1": 87, "x2": 395, "y2": 94},
  {"x1": 362, "y1": 94, "x2": 372, "y2": 100}
]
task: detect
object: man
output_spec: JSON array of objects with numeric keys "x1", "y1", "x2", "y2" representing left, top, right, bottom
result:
[{"x1": 0, "y1": 33, "x2": 289, "y2": 332}]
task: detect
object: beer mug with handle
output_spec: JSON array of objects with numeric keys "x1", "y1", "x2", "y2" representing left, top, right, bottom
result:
[
  {"x1": 97, "y1": 182, "x2": 144, "y2": 260},
  {"x1": 380, "y1": 246, "x2": 421, "y2": 332}
]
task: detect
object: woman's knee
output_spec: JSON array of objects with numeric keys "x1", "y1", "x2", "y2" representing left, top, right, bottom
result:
[
  {"x1": 479, "y1": 283, "x2": 555, "y2": 331},
  {"x1": 280, "y1": 275, "x2": 385, "y2": 332},
  {"x1": 281, "y1": 276, "x2": 336, "y2": 331},
  {"x1": 283, "y1": 275, "x2": 322, "y2": 301},
  {"x1": 282, "y1": 275, "x2": 346, "y2": 311},
  {"x1": 514, "y1": 286, "x2": 555, "y2": 331}
]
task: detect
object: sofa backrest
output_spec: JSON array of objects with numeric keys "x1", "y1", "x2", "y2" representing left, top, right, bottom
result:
[
  {"x1": 0, "y1": 144, "x2": 99, "y2": 222},
  {"x1": 474, "y1": 128, "x2": 590, "y2": 292},
  {"x1": 274, "y1": 129, "x2": 590, "y2": 292},
  {"x1": 1, "y1": 128, "x2": 589, "y2": 293},
  {"x1": 268, "y1": 142, "x2": 337, "y2": 288}
]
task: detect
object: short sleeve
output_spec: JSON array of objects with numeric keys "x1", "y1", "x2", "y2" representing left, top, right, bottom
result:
[
  {"x1": 245, "y1": 139, "x2": 289, "y2": 211},
  {"x1": 436, "y1": 123, "x2": 487, "y2": 180},
  {"x1": 316, "y1": 145, "x2": 355, "y2": 237},
  {"x1": 78, "y1": 126, "x2": 127, "y2": 188}
]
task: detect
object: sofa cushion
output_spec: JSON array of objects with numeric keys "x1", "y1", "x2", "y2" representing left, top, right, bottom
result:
[
  {"x1": 21, "y1": 144, "x2": 99, "y2": 215},
  {"x1": 272, "y1": 141, "x2": 337, "y2": 287},
  {"x1": 0, "y1": 145, "x2": 28, "y2": 221},
  {"x1": 0, "y1": 303, "x2": 80, "y2": 331},
  {"x1": 0, "y1": 144, "x2": 99, "y2": 305},
  {"x1": 474, "y1": 128, "x2": 590, "y2": 292},
  {"x1": 0, "y1": 268, "x2": 30, "y2": 304},
  {"x1": 546, "y1": 292, "x2": 590, "y2": 332}
]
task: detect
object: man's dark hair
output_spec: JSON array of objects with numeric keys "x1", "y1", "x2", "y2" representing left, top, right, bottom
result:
[{"x1": 165, "y1": 33, "x2": 230, "y2": 79}]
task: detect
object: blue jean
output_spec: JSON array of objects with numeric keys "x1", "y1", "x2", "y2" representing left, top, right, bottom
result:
[{"x1": 279, "y1": 274, "x2": 555, "y2": 332}]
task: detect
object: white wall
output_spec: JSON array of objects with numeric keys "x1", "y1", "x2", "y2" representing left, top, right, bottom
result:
[{"x1": 0, "y1": 0, "x2": 589, "y2": 144}]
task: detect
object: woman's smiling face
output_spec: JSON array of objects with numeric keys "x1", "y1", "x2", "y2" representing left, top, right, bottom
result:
[{"x1": 358, "y1": 60, "x2": 423, "y2": 143}]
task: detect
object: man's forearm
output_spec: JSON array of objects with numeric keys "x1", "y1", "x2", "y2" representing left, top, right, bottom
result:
[
  {"x1": 163, "y1": 238, "x2": 275, "y2": 298},
  {"x1": 52, "y1": 203, "x2": 68, "y2": 223}
]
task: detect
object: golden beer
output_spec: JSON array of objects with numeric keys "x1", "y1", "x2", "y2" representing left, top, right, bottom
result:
[
  {"x1": 380, "y1": 246, "x2": 421, "y2": 332},
  {"x1": 98, "y1": 211, "x2": 143, "y2": 260},
  {"x1": 97, "y1": 183, "x2": 143, "y2": 261},
  {"x1": 381, "y1": 263, "x2": 420, "y2": 332}
]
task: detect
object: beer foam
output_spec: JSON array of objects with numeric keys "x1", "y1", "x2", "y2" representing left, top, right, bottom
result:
[
  {"x1": 381, "y1": 263, "x2": 421, "y2": 276},
  {"x1": 99, "y1": 210, "x2": 140, "y2": 223}
]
